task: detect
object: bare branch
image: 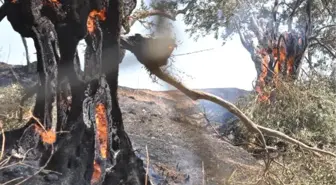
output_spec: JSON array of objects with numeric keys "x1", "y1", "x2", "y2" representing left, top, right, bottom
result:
[
  {"x1": 234, "y1": 22, "x2": 249, "y2": 50},
  {"x1": 175, "y1": 0, "x2": 197, "y2": 15},
  {"x1": 271, "y1": 0, "x2": 280, "y2": 36},
  {"x1": 127, "y1": 0, "x2": 196, "y2": 31},
  {"x1": 287, "y1": 0, "x2": 304, "y2": 31},
  {"x1": 129, "y1": 10, "x2": 176, "y2": 28},
  {"x1": 312, "y1": 24, "x2": 336, "y2": 38},
  {"x1": 311, "y1": 37, "x2": 336, "y2": 59},
  {"x1": 21, "y1": 36, "x2": 30, "y2": 70}
]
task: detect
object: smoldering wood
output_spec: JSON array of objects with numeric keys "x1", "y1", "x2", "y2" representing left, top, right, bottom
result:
[
  {"x1": 0, "y1": 0, "x2": 150, "y2": 184},
  {"x1": 235, "y1": 0, "x2": 312, "y2": 100}
]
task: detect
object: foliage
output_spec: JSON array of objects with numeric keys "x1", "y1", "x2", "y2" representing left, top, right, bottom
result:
[
  {"x1": 0, "y1": 84, "x2": 31, "y2": 131},
  {"x1": 226, "y1": 72, "x2": 336, "y2": 184},
  {"x1": 144, "y1": 0, "x2": 336, "y2": 69},
  {"x1": 237, "y1": 75, "x2": 336, "y2": 145}
]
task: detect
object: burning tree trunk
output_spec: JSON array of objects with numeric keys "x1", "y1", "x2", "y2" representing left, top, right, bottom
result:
[
  {"x1": 0, "y1": 0, "x2": 150, "y2": 184},
  {"x1": 235, "y1": 0, "x2": 311, "y2": 102}
]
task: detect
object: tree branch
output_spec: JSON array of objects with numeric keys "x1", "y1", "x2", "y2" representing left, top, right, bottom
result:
[
  {"x1": 311, "y1": 37, "x2": 336, "y2": 59},
  {"x1": 175, "y1": 0, "x2": 197, "y2": 15},
  {"x1": 311, "y1": 24, "x2": 336, "y2": 38},
  {"x1": 146, "y1": 67, "x2": 336, "y2": 158},
  {"x1": 128, "y1": 10, "x2": 176, "y2": 28},
  {"x1": 287, "y1": 0, "x2": 304, "y2": 31},
  {"x1": 271, "y1": 0, "x2": 280, "y2": 36},
  {"x1": 234, "y1": 21, "x2": 249, "y2": 51},
  {"x1": 0, "y1": 3, "x2": 7, "y2": 22},
  {"x1": 126, "y1": 0, "x2": 196, "y2": 32},
  {"x1": 21, "y1": 36, "x2": 30, "y2": 70}
]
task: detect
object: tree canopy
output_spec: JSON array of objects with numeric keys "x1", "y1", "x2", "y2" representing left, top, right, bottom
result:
[{"x1": 139, "y1": 0, "x2": 335, "y2": 70}]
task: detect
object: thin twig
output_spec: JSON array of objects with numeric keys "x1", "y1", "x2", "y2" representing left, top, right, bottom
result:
[
  {"x1": 30, "y1": 113, "x2": 46, "y2": 132},
  {"x1": 19, "y1": 162, "x2": 62, "y2": 175},
  {"x1": 15, "y1": 144, "x2": 55, "y2": 185},
  {"x1": 145, "y1": 145, "x2": 149, "y2": 185},
  {"x1": 202, "y1": 161, "x2": 205, "y2": 185},
  {"x1": 0, "y1": 121, "x2": 5, "y2": 161},
  {"x1": 2, "y1": 176, "x2": 24, "y2": 185},
  {"x1": 0, "y1": 156, "x2": 11, "y2": 167}
]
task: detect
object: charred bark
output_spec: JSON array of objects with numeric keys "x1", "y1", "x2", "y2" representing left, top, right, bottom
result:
[
  {"x1": 0, "y1": 0, "x2": 150, "y2": 184},
  {"x1": 0, "y1": 76, "x2": 149, "y2": 185}
]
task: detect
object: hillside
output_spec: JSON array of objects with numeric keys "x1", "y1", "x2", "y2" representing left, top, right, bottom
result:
[{"x1": 0, "y1": 62, "x2": 260, "y2": 184}]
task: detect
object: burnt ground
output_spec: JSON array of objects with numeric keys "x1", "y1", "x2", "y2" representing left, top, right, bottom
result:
[{"x1": 0, "y1": 62, "x2": 261, "y2": 184}]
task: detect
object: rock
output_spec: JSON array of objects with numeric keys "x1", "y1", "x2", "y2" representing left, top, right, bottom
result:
[{"x1": 44, "y1": 174, "x2": 59, "y2": 182}]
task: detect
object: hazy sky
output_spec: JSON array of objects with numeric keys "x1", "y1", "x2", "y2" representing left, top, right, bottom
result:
[{"x1": 0, "y1": 2, "x2": 256, "y2": 91}]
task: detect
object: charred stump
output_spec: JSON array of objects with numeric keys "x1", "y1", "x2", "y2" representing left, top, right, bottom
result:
[
  {"x1": 0, "y1": 76, "x2": 149, "y2": 185},
  {"x1": 0, "y1": 0, "x2": 150, "y2": 184}
]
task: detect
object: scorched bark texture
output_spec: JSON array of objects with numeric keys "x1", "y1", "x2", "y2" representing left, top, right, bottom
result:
[{"x1": 0, "y1": 0, "x2": 150, "y2": 184}]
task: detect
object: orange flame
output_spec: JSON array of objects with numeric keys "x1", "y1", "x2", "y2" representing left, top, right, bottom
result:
[
  {"x1": 256, "y1": 32, "x2": 302, "y2": 102},
  {"x1": 34, "y1": 124, "x2": 56, "y2": 145},
  {"x1": 256, "y1": 49, "x2": 271, "y2": 102},
  {"x1": 91, "y1": 160, "x2": 102, "y2": 184},
  {"x1": 95, "y1": 103, "x2": 108, "y2": 159},
  {"x1": 286, "y1": 56, "x2": 295, "y2": 77},
  {"x1": 272, "y1": 46, "x2": 286, "y2": 74},
  {"x1": 272, "y1": 46, "x2": 287, "y2": 87},
  {"x1": 49, "y1": 0, "x2": 60, "y2": 3},
  {"x1": 87, "y1": 9, "x2": 106, "y2": 34},
  {"x1": 90, "y1": 103, "x2": 108, "y2": 184}
]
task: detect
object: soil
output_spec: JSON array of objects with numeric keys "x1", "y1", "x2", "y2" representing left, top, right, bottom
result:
[{"x1": 0, "y1": 62, "x2": 261, "y2": 184}]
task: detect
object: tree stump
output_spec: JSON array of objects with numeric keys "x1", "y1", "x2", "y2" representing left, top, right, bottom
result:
[{"x1": 0, "y1": 75, "x2": 150, "y2": 185}]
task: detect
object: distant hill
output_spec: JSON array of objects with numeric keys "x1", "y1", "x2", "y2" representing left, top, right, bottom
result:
[{"x1": 0, "y1": 62, "x2": 250, "y2": 126}]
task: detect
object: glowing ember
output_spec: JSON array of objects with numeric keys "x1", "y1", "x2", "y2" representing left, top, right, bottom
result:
[
  {"x1": 286, "y1": 56, "x2": 295, "y2": 76},
  {"x1": 272, "y1": 46, "x2": 286, "y2": 74},
  {"x1": 95, "y1": 103, "x2": 108, "y2": 159},
  {"x1": 255, "y1": 49, "x2": 271, "y2": 102},
  {"x1": 91, "y1": 160, "x2": 102, "y2": 184},
  {"x1": 87, "y1": 9, "x2": 106, "y2": 34},
  {"x1": 34, "y1": 124, "x2": 57, "y2": 144},
  {"x1": 90, "y1": 103, "x2": 108, "y2": 184}
]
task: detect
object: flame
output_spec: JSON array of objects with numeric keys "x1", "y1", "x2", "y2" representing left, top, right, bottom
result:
[
  {"x1": 91, "y1": 160, "x2": 102, "y2": 184},
  {"x1": 34, "y1": 124, "x2": 56, "y2": 144},
  {"x1": 49, "y1": 0, "x2": 60, "y2": 3},
  {"x1": 286, "y1": 56, "x2": 295, "y2": 77},
  {"x1": 90, "y1": 103, "x2": 108, "y2": 184},
  {"x1": 256, "y1": 50, "x2": 271, "y2": 102},
  {"x1": 256, "y1": 32, "x2": 303, "y2": 102},
  {"x1": 272, "y1": 46, "x2": 287, "y2": 87},
  {"x1": 87, "y1": 9, "x2": 106, "y2": 34},
  {"x1": 95, "y1": 103, "x2": 108, "y2": 159},
  {"x1": 272, "y1": 46, "x2": 286, "y2": 74}
]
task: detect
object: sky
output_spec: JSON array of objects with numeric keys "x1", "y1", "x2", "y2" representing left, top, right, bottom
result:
[{"x1": 0, "y1": 1, "x2": 256, "y2": 91}]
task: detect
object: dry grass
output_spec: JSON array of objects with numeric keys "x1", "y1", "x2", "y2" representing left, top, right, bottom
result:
[
  {"x1": 1, "y1": 73, "x2": 336, "y2": 184},
  {"x1": 227, "y1": 74, "x2": 336, "y2": 185}
]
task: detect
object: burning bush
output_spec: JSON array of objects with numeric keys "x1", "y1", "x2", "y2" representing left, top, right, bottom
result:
[
  {"x1": 228, "y1": 72, "x2": 336, "y2": 185},
  {"x1": 237, "y1": 74, "x2": 336, "y2": 146}
]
